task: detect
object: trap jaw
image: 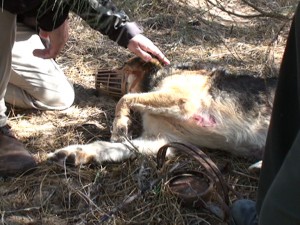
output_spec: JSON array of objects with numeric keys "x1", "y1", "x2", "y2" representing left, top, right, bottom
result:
[{"x1": 156, "y1": 142, "x2": 236, "y2": 222}]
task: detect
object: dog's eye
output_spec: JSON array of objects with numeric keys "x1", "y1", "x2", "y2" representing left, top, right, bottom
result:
[{"x1": 124, "y1": 69, "x2": 132, "y2": 74}]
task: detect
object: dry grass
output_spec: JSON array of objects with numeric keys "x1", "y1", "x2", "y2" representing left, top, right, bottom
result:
[{"x1": 1, "y1": 0, "x2": 298, "y2": 224}]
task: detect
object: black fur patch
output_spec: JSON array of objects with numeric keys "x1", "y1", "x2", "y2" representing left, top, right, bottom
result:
[
  {"x1": 208, "y1": 70, "x2": 277, "y2": 113},
  {"x1": 141, "y1": 65, "x2": 164, "y2": 92}
]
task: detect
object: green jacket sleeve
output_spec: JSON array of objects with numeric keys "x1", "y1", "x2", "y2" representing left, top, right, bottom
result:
[
  {"x1": 37, "y1": 0, "x2": 143, "y2": 48},
  {"x1": 37, "y1": 0, "x2": 70, "y2": 32}
]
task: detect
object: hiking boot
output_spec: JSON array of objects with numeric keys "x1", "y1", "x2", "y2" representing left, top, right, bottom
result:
[
  {"x1": 0, "y1": 125, "x2": 37, "y2": 177},
  {"x1": 230, "y1": 199, "x2": 258, "y2": 225}
]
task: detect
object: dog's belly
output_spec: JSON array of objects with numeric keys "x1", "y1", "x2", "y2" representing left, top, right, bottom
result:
[{"x1": 142, "y1": 113, "x2": 266, "y2": 158}]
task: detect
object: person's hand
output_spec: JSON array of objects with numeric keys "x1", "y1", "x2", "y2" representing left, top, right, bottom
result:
[
  {"x1": 33, "y1": 19, "x2": 69, "y2": 59},
  {"x1": 128, "y1": 34, "x2": 170, "y2": 65}
]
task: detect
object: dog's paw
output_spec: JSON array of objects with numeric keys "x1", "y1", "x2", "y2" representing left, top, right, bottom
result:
[
  {"x1": 111, "y1": 116, "x2": 130, "y2": 142},
  {"x1": 48, "y1": 145, "x2": 96, "y2": 167},
  {"x1": 248, "y1": 160, "x2": 262, "y2": 173},
  {"x1": 48, "y1": 141, "x2": 135, "y2": 165}
]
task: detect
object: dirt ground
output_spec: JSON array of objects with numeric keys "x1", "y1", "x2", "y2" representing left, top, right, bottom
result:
[{"x1": 1, "y1": 0, "x2": 298, "y2": 224}]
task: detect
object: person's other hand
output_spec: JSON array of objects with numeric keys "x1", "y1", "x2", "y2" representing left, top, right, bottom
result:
[
  {"x1": 33, "y1": 19, "x2": 69, "y2": 59},
  {"x1": 128, "y1": 34, "x2": 170, "y2": 65}
]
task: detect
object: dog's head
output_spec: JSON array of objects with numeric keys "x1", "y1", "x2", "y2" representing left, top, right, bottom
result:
[{"x1": 121, "y1": 57, "x2": 163, "y2": 93}]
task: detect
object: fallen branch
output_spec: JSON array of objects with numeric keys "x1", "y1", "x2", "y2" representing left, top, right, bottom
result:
[{"x1": 205, "y1": 0, "x2": 292, "y2": 20}]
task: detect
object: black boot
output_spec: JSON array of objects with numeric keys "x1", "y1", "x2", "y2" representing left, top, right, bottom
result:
[{"x1": 0, "y1": 125, "x2": 37, "y2": 177}]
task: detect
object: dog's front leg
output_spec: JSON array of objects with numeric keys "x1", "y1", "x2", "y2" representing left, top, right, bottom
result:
[
  {"x1": 111, "y1": 92, "x2": 186, "y2": 142},
  {"x1": 111, "y1": 96, "x2": 132, "y2": 142}
]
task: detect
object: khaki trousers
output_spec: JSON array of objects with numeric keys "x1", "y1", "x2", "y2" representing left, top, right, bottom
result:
[{"x1": 0, "y1": 10, "x2": 75, "y2": 127}]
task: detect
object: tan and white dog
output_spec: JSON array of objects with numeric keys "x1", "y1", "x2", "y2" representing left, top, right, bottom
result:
[{"x1": 48, "y1": 57, "x2": 277, "y2": 166}]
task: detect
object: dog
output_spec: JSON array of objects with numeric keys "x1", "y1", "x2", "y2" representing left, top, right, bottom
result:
[{"x1": 48, "y1": 57, "x2": 277, "y2": 166}]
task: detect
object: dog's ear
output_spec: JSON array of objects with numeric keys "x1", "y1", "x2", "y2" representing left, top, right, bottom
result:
[
  {"x1": 121, "y1": 57, "x2": 144, "y2": 77},
  {"x1": 149, "y1": 57, "x2": 163, "y2": 69},
  {"x1": 122, "y1": 56, "x2": 162, "y2": 76}
]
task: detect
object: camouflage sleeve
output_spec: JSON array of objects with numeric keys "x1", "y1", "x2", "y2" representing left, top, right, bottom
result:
[
  {"x1": 69, "y1": 0, "x2": 143, "y2": 48},
  {"x1": 3, "y1": 0, "x2": 69, "y2": 28},
  {"x1": 37, "y1": 0, "x2": 143, "y2": 48},
  {"x1": 37, "y1": 0, "x2": 70, "y2": 31}
]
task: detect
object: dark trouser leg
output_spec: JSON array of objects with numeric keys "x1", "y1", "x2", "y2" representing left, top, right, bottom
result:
[
  {"x1": 256, "y1": 3, "x2": 300, "y2": 224},
  {"x1": 259, "y1": 131, "x2": 300, "y2": 225}
]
